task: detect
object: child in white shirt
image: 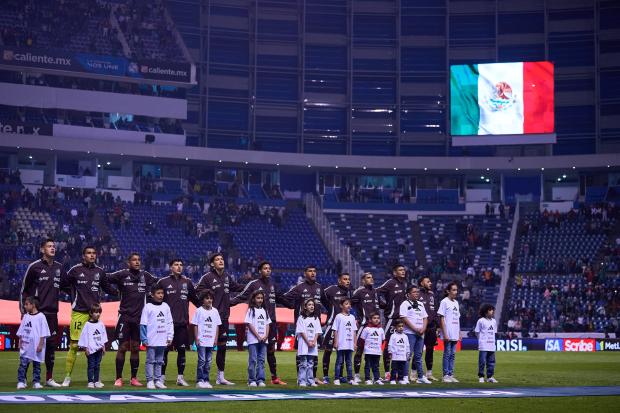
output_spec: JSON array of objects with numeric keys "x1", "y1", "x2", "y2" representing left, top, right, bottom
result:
[
  {"x1": 438, "y1": 282, "x2": 461, "y2": 383},
  {"x1": 358, "y1": 311, "x2": 385, "y2": 385},
  {"x1": 78, "y1": 303, "x2": 108, "y2": 388},
  {"x1": 475, "y1": 303, "x2": 498, "y2": 383},
  {"x1": 245, "y1": 290, "x2": 271, "y2": 387},
  {"x1": 140, "y1": 284, "x2": 174, "y2": 389},
  {"x1": 332, "y1": 296, "x2": 357, "y2": 385},
  {"x1": 191, "y1": 289, "x2": 221, "y2": 389},
  {"x1": 387, "y1": 319, "x2": 410, "y2": 384},
  {"x1": 295, "y1": 298, "x2": 321, "y2": 387},
  {"x1": 17, "y1": 296, "x2": 49, "y2": 389}
]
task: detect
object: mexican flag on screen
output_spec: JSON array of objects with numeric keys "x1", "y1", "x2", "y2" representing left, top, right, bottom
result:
[{"x1": 451, "y1": 62, "x2": 554, "y2": 136}]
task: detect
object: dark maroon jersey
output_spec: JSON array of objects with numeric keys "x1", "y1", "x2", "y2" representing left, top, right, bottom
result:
[
  {"x1": 376, "y1": 277, "x2": 407, "y2": 320},
  {"x1": 105, "y1": 269, "x2": 160, "y2": 318},
  {"x1": 20, "y1": 259, "x2": 67, "y2": 315},
  {"x1": 281, "y1": 279, "x2": 323, "y2": 322},
  {"x1": 160, "y1": 274, "x2": 201, "y2": 326},
  {"x1": 230, "y1": 278, "x2": 284, "y2": 322},
  {"x1": 321, "y1": 284, "x2": 350, "y2": 327},
  {"x1": 195, "y1": 270, "x2": 244, "y2": 320},
  {"x1": 63, "y1": 262, "x2": 117, "y2": 313},
  {"x1": 350, "y1": 284, "x2": 381, "y2": 326}
]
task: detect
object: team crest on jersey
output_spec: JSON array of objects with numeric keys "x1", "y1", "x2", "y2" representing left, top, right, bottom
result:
[
  {"x1": 56, "y1": 269, "x2": 60, "y2": 276},
  {"x1": 140, "y1": 275, "x2": 145, "y2": 283},
  {"x1": 94, "y1": 273, "x2": 100, "y2": 280},
  {"x1": 182, "y1": 283, "x2": 187, "y2": 290},
  {"x1": 271, "y1": 286, "x2": 274, "y2": 292},
  {"x1": 430, "y1": 296, "x2": 434, "y2": 305}
]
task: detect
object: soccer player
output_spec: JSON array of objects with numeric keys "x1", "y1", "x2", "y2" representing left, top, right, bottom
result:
[
  {"x1": 438, "y1": 282, "x2": 461, "y2": 383},
  {"x1": 231, "y1": 260, "x2": 287, "y2": 385},
  {"x1": 417, "y1": 275, "x2": 440, "y2": 381},
  {"x1": 350, "y1": 271, "x2": 382, "y2": 383},
  {"x1": 320, "y1": 272, "x2": 351, "y2": 384},
  {"x1": 476, "y1": 303, "x2": 498, "y2": 383},
  {"x1": 106, "y1": 253, "x2": 161, "y2": 386},
  {"x1": 281, "y1": 265, "x2": 324, "y2": 383},
  {"x1": 195, "y1": 253, "x2": 245, "y2": 385},
  {"x1": 20, "y1": 238, "x2": 67, "y2": 387},
  {"x1": 61, "y1": 246, "x2": 117, "y2": 387},
  {"x1": 376, "y1": 264, "x2": 407, "y2": 380},
  {"x1": 159, "y1": 259, "x2": 201, "y2": 387}
]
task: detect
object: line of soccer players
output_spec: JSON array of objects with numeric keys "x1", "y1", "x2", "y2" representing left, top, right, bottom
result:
[{"x1": 18, "y1": 238, "x2": 459, "y2": 387}]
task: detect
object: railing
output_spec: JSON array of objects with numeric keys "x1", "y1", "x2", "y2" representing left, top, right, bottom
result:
[
  {"x1": 304, "y1": 193, "x2": 363, "y2": 290},
  {"x1": 495, "y1": 199, "x2": 519, "y2": 324}
]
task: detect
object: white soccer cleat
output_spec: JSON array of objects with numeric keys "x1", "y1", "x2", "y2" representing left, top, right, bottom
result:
[
  {"x1": 87, "y1": 382, "x2": 95, "y2": 388},
  {"x1": 33, "y1": 383, "x2": 44, "y2": 389},
  {"x1": 334, "y1": 379, "x2": 341, "y2": 386},
  {"x1": 248, "y1": 382, "x2": 257, "y2": 387},
  {"x1": 17, "y1": 382, "x2": 26, "y2": 389},
  {"x1": 95, "y1": 381, "x2": 104, "y2": 388},
  {"x1": 488, "y1": 377, "x2": 498, "y2": 383},
  {"x1": 450, "y1": 376, "x2": 459, "y2": 383},
  {"x1": 365, "y1": 380, "x2": 374, "y2": 385},
  {"x1": 62, "y1": 378, "x2": 71, "y2": 387},
  {"x1": 177, "y1": 378, "x2": 189, "y2": 387},
  {"x1": 258, "y1": 382, "x2": 266, "y2": 387},
  {"x1": 155, "y1": 381, "x2": 167, "y2": 389},
  {"x1": 204, "y1": 382, "x2": 213, "y2": 389},
  {"x1": 146, "y1": 381, "x2": 156, "y2": 389},
  {"x1": 479, "y1": 377, "x2": 485, "y2": 383},
  {"x1": 216, "y1": 371, "x2": 236, "y2": 386},
  {"x1": 390, "y1": 380, "x2": 397, "y2": 385},
  {"x1": 416, "y1": 377, "x2": 432, "y2": 384},
  {"x1": 45, "y1": 379, "x2": 61, "y2": 387}
]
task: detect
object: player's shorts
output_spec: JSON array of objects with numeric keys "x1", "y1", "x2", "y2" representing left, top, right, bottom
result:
[
  {"x1": 268, "y1": 321, "x2": 278, "y2": 344},
  {"x1": 114, "y1": 314, "x2": 140, "y2": 343},
  {"x1": 169, "y1": 325, "x2": 190, "y2": 350},
  {"x1": 218, "y1": 319, "x2": 229, "y2": 343},
  {"x1": 45, "y1": 313, "x2": 59, "y2": 340},
  {"x1": 323, "y1": 324, "x2": 336, "y2": 348},
  {"x1": 70, "y1": 310, "x2": 91, "y2": 341},
  {"x1": 356, "y1": 325, "x2": 366, "y2": 344}
]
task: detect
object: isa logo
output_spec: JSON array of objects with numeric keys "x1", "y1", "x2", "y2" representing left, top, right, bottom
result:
[{"x1": 545, "y1": 339, "x2": 563, "y2": 352}]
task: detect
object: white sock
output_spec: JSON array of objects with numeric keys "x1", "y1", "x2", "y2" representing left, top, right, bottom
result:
[
  {"x1": 178, "y1": 375, "x2": 183, "y2": 381},
  {"x1": 427, "y1": 370, "x2": 432, "y2": 376}
]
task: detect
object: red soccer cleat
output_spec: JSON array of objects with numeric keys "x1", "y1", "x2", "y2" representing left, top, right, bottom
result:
[
  {"x1": 114, "y1": 378, "x2": 123, "y2": 387},
  {"x1": 270, "y1": 377, "x2": 287, "y2": 385},
  {"x1": 130, "y1": 378, "x2": 143, "y2": 387}
]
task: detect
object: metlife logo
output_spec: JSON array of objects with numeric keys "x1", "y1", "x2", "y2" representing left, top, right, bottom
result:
[{"x1": 596, "y1": 339, "x2": 620, "y2": 351}]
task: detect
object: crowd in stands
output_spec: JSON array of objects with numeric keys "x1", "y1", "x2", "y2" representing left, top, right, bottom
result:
[
  {"x1": 208, "y1": 197, "x2": 290, "y2": 229},
  {"x1": 485, "y1": 202, "x2": 509, "y2": 218}
]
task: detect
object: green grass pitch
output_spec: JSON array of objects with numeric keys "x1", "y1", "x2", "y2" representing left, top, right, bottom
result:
[{"x1": 1, "y1": 350, "x2": 619, "y2": 412}]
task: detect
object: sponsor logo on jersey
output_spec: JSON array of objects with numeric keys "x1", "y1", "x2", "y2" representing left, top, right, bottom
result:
[
  {"x1": 206, "y1": 317, "x2": 212, "y2": 322},
  {"x1": 41, "y1": 270, "x2": 46, "y2": 274},
  {"x1": 371, "y1": 331, "x2": 379, "y2": 337},
  {"x1": 79, "y1": 273, "x2": 85, "y2": 277},
  {"x1": 157, "y1": 311, "x2": 165, "y2": 317},
  {"x1": 168, "y1": 285, "x2": 173, "y2": 288},
  {"x1": 26, "y1": 322, "x2": 32, "y2": 327},
  {"x1": 126, "y1": 276, "x2": 132, "y2": 280},
  {"x1": 258, "y1": 314, "x2": 265, "y2": 320},
  {"x1": 94, "y1": 329, "x2": 101, "y2": 335}
]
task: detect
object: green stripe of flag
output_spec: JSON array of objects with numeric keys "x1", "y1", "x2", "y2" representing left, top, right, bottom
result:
[{"x1": 450, "y1": 64, "x2": 480, "y2": 136}]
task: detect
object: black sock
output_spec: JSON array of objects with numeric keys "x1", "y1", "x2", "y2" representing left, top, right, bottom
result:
[
  {"x1": 162, "y1": 348, "x2": 169, "y2": 375},
  {"x1": 295, "y1": 355, "x2": 300, "y2": 373},
  {"x1": 383, "y1": 349, "x2": 391, "y2": 374},
  {"x1": 354, "y1": 354, "x2": 362, "y2": 374},
  {"x1": 322, "y1": 350, "x2": 332, "y2": 377},
  {"x1": 177, "y1": 349, "x2": 186, "y2": 375},
  {"x1": 216, "y1": 346, "x2": 226, "y2": 372},
  {"x1": 267, "y1": 352, "x2": 277, "y2": 378},
  {"x1": 130, "y1": 358, "x2": 139, "y2": 379},
  {"x1": 313, "y1": 356, "x2": 318, "y2": 378},
  {"x1": 44, "y1": 341, "x2": 55, "y2": 375},
  {"x1": 115, "y1": 357, "x2": 125, "y2": 379}
]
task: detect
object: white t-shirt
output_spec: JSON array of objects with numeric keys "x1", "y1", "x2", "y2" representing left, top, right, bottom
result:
[
  {"x1": 140, "y1": 302, "x2": 174, "y2": 347},
  {"x1": 388, "y1": 332, "x2": 409, "y2": 361},
  {"x1": 191, "y1": 307, "x2": 222, "y2": 348},
  {"x1": 475, "y1": 317, "x2": 497, "y2": 351},
  {"x1": 399, "y1": 300, "x2": 428, "y2": 336},
  {"x1": 359, "y1": 325, "x2": 385, "y2": 355},
  {"x1": 332, "y1": 313, "x2": 356, "y2": 350},
  {"x1": 17, "y1": 312, "x2": 50, "y2": 363},
  {"x1": 244, "y1": 307, "x2": 271, "y2": 345},
  {"x1": 78, "y1": 320, "x2": 108, "y2": 354},
  {"x1": 295, "y1": 316, "x2": 321, "y2": 356},
  {"x1": 437, "y1": 297, "x2": 461, "y2": 341}
]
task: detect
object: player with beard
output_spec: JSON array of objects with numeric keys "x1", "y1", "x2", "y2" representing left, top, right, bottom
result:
[
  {"x1": 417, "y1": 275, "x2": 440, "y2": 381},
  {"x1": 159, "y1": 259, "x2": 201, "y2": 387},
  {"x1": 350, "y1": 271, "x2": 382, "y2": 383},
  {"x1": 20, "y1": 238, "x2": 68, "y2": 387},
  {"x1": 106, "y1": 253, "x2": 161, "y2": 386},
  {"x1": 281, "y1": 265, "x2": 324, "y2": 384},
  {"x1": 320, "y1": 272, "x2": 351, "y2": 384},
  {"x1": 61, "y1": 246, "x2": 117, "y2": 387},
  {"x1": 231, "y1": 261, "x2": 287, "y2": 385},
  {"x1": 195, "y1": 253, "x2": 245, "y2": 385},
  {"x1": 376, "y1": 264, "x2": 407, "y2": 381}
]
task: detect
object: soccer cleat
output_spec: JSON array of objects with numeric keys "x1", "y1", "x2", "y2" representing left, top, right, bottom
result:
[
  {"x1": 390, "y1": 380, "x2": 397, "y2": 385},
  {"x1": 410, "y1": 373, "x2": 417, "y2": 381},
  {"x1": 146, "y1": 381, "x2": 156, "y2": 389},
  {"x1": 271, "y1": 377, "x2": 287, "y2": 385},
  {"x1": 334, "y1": 379, "x2": 341, "y2": 386},
  {"x1": 442, "y1": 376, "x2": 452, "y2": 383},
  {"x1": 62, "y1": 378, "x2": 71, "y2": 387},
  {"x1": 310, "y1": 383, "x2": 318, "y2": 387},
  {"x1": 427, "y1": 375, "x2": 439, "y2": 381},
  {"x1": 298, "y1": 383, "x2": 307, "y2": 387},
  {"x1": 33, "y1": 383, "x2": 44, "y2": 389},
  {"x1": 17, "y1": 382, "x2": 26, "y2": 390},
  {"x1": 204, "y1": 382, "x2": 213, "y2": 389},
  {"x1": 354, "y1": 374, "x2": 361, "y2": 382},
  {"x1": 450, "y1": 376, "x2": 459, "y2": 383},
  {"x1": 322, "y1": 377, "x2": 331, "y2": 384},
  {"x1": 177, "y1": 378, "x2": 189, "y2": 387},
  {"x1": 130, "y1": 378, "x2": 143, "y2": 387},
  {"x1": 45, "y1": 379, "x2": 61, "y2": 387},
  {"x1": 365, "y1": 380, "x2": 374, "y2": 385},
  {"x1": 488, "y1": 377, "x2": 498, "y2": 383},
  {"x1": 114, "y1": 378, "x2": 123, "y2": 387},
  {"x1": 314, "y1": 377, "x2": 325, "y2": 385},
  {"x1": 155, "y1": 381, "x2": 167, "y2": 389},
  {"x1": 416, "y1": 377, "x2": 432, "y2": 384},
  {"x1": 216, "y1": 372, "x2": 236, "y2": 386},
  {"x1": 385, "y1": 372, "x2": 391, "y2": 381},
  {"x1": 339, "y1": 377, "x2": 349, "y2": 384},
  {"x1": 87, "y1": 382, "x2": 95, "y2": 388},
  {"x1": 375, "y1": 380, "x2": 384, "y2": 386},
  {"x1": 248, "y1": 382, "x2": 257, "y2": 387},
  {"x1": 95, "y1": 381, "x2": 104, "y2": 388},
  {"x1": 479, "y1": 377, "x2": 485, "y2": 383},
  {"x1": 258, "y1": 382, "x2": 266, "y2": 387}
]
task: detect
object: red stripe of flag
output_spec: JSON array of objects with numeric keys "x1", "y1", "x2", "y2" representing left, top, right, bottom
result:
[{"x1": 523, "y1": 62, "x2": 554, "y2": 134}]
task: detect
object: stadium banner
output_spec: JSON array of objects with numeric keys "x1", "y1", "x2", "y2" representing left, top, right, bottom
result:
[
  {"x1": 2, "y1": 387, "x2": 620, "y2": 404},
  {"x1": 1, "y1": 46, "x2": 194, "y2": 85},
  {"x1": 597, "y1": 339, "x2": 620, "y2": 351},
  {"x1": 0, "y1": 120, "x2": 52, "y2": 136},
  {"x1": 451, "y1": 61, "x2": 556, "y2": 146}
]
